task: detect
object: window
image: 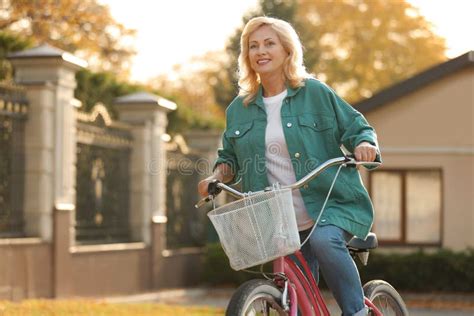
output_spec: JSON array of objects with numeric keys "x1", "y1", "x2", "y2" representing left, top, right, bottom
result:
[{"x1": 370, "y1": 170, "x2": 442, "y2": 245}]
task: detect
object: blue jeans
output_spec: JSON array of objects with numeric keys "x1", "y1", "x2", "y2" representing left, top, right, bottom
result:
[{"x1": 296, "y1": 225, "x2": 367, "y2": 316}]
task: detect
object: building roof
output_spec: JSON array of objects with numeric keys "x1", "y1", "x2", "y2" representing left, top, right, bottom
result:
[{"x1": 354, "y1": 51, "x2": 474, "y2": 113}]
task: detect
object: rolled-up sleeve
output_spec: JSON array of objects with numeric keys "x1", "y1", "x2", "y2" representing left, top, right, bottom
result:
[
  {"x1": 213, "y1": 131, "x2": 240, "y2": 184},
  {"x1": 328, "y1": 88, "x2": 382, "y2": 165}
]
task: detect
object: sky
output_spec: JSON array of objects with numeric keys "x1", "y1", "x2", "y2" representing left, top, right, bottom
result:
[{"x1": 101, "y1": 0, "x2": 474, "y2": 83}]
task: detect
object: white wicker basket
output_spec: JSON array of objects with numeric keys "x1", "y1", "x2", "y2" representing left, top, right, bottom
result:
[{"x1": 208, "y1": 189, "x2": 301, "y2": 271}]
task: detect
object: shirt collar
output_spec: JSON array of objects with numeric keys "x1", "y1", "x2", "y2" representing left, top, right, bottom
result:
[{"x1": 250, "y1": 81, "x2": 302, "y2": 109}]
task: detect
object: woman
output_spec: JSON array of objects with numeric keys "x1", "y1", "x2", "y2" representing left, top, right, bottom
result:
[{"x1": 198, "y1": 16, "x2": 380, "y2": 316}]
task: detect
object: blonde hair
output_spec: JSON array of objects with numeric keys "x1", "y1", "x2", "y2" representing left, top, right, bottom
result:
[{"x1": 238, "y1": 16, "x2": 313, "y2": 105}]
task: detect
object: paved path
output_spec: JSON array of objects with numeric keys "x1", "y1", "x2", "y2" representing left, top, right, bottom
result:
[
  {"x1": 106, "y1": 287, "x2": 474, "y2": 315},
  {"x1": 409, "y1": 309, "x2": 473, "y2": 316}
]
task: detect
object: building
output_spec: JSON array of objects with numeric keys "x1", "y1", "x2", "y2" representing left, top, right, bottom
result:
[{"x1": 356, "y1": 51, "x2": 473, "y2": 250}]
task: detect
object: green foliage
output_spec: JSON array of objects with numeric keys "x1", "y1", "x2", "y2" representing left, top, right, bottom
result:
[
  {"x1": 75, "y1": 69, "x2": 141, "y2": 118},
  {"x1": 75, "y1": 68, "x2": 223, "y2": 132},
  {"x1": 0, "y1": 31, "x2": 32, "y2": 81},
  {"x1": 149, "y1": 54, "x2": 227, "y2": 133},
  {"x1": 202, "y1": 243, "x2": 271, "y2": 286},
  {"x1": 167, "y1": 105, "x2": 225, "y2": 134},
  {"x1": 0, "y1": 32, "x2": 31, "y2": 57},
  {"x1": 203, "y1": 244, "x2": 474, "y2": 293},
  {"x1": 358, "y1": 249, "x2": 474, "y2": 292}
]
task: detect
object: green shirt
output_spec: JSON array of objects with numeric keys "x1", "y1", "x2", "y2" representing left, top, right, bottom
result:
[{"x1": 214, "y1": 78, "x2": 381, "y2": 239}]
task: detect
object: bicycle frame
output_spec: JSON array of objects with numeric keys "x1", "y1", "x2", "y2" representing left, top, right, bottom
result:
[
  {"x1": 274, "y1": 251, "x2": 383, "y2": 316},
  {"x1": 197, "y1": 156, "x2": 385, "y2": 315},
  {"x1": 274, "y1": 252, "x2": 328, "y2": 316}
]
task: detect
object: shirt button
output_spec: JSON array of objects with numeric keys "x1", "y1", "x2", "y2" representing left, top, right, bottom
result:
[
  {"x1": 294, "y1": 152, "x2": 300, "y2": 158},
  {"x1": 286, "y1": 122, "x2": 292, "y2": 128},
  {"x1": 303, "y1": 184, "x2": 309, "y2": 189},
  {"x1": 235, "y1": 130, "x2": 240, "y2": 135}
]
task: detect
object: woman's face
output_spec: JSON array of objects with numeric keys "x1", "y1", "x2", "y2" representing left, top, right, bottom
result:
[{"x1": 248, "y1": 24, "x2": 287, "y2": 78}]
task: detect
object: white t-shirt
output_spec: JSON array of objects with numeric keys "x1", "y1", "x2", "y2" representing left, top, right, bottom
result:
[{"x1": 263, "y1": 90, "x2": 314, "y2": 231}]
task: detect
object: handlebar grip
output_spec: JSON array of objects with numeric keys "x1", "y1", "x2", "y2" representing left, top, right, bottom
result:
[
  {"x1": 208, "y1": 179, "x2": 222, "y2": 196},
  {"x1": 194, "y1": 180, "x2": 227, "y2": 209},
  {"x1": 344, "y1": 155, "x2": 381, "y2": 168}
]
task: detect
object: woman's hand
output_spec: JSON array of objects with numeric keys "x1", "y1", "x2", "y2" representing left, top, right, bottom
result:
[
  {"x1": 198, "y1": 163, "x2": 235, "y2": 197},
  {"x1": 198, "y1": 177, "x2": 217, "y2": 198},
  {"x1": 354, "y1": 141, "x2": 377, "y2": 162}
]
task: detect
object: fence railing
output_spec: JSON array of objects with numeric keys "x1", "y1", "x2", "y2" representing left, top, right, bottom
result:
[
  {"x1": 166, "y1": 150, "x2": 207, "y2": 249},
  {"x1": 75, "y1": 104, "x2": 133, "y2": 244},
  {"x1": 0, "y1": 84, "x2": 28, "y2": 237}
]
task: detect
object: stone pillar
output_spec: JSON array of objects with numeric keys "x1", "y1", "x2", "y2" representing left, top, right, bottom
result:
[
  {"x1": 53, "y1": 203, "x2": 75, "y2": 298},
  {"x1": 115, "y1": 92, "x2": 176, "y2": 244},
  {"x1": 183, "y1": 129, "x2": 229, "y2": 206},
  {"x1": 8, "y1": 44, "x2": 86, "y2": 240},
  {"x1": 183, "y1": 129, "x2": 222, "y2": 174}
]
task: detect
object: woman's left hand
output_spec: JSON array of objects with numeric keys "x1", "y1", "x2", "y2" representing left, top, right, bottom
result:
[{"x1": 354, "y1": 141, "x2": 377, "y2": 162}]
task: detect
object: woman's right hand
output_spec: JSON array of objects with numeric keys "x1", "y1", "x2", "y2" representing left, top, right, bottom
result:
[
  {"x1": 198, "y1": 164, "x2": 234, "y2": 197},
  {"x1": 198, "y1": 177, "x2": 218, "y2": 197}
]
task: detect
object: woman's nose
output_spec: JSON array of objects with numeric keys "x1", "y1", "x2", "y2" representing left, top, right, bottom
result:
[{"x1": 257, "y1": 48, "x2": 267, "y2": 56}]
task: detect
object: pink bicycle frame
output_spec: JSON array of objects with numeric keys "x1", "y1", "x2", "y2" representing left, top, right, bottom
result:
[
  {"x1": 273, "y1": 250, "x2": 383, "y2": 316},
  {"x1": 196, "y1": 157, "x2": 385, "y2": 315}
]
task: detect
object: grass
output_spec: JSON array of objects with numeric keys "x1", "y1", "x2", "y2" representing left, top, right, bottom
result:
[{"x1": 0, "y1": 300, "x2": 224, "y2": 316}]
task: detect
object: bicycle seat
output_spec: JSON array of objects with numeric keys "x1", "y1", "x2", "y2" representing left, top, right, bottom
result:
[{"x1": 347, "y1": 232, "x2": 378, "y2": 250}]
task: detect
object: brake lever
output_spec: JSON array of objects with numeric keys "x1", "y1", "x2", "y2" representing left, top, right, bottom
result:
[
  {"x1": 195, "y1": 195, "x2": 213, "y2": 209},
  {"x1": 194, "y1": 180, "x2": 223, "y2": 209},
  {"x1": 344, "y1": 155, "x2": 358, "y2": 168}
]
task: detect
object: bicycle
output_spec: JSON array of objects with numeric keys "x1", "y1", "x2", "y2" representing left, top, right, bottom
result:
[{"x1": 196, "y1": 156, "x2": 408, "y2": 316}]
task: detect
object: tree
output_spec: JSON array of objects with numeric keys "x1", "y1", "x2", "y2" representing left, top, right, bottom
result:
[
  {"x1": 296, "y1": 0, "x2": 446, "y2": 102},
  {"x1": 0, "y1": 31, "x2": 31, "y2": 80},
  {"x1": 149, "y1": 51, "x2": 225, "y2": 133},
  {"x1": 217, "y1": 0, "x2": 446, "y2": 105},
  {"x1": 0, "y1": 0, "x2": 136, "y2": 79},
  {"x1": 75, "y1": 69, "x2": 142, "y2": 118}
]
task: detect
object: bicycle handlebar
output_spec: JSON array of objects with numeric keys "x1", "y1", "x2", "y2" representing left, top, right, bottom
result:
[
  {"x1": 195, "y1": 156, "x2": 380, "y2": 208},
  {"x1": 281, "y1": 156, "x2": 380, "y2": 190}
]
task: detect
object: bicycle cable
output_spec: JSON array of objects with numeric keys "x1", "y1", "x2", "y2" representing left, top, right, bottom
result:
[
  {"x1": 241, "y1": 264, "x2": 275, "y2": 280},
  {"x1": 240, "y1": 163, "x2": 345, "y2": 277},
  {"x1": 300, "y1": 164, "x2": 344, "y2": 247}
]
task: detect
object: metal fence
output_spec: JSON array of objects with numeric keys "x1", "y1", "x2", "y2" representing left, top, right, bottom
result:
[
  {"x1": 166, "y1": 150, "x2": 207, "y2": 249},
  {"x1": 0, "y1": 84, "x2": 27, "y2": 237},
  {"x1": 75, "y1": 105, "x2": 132, "y2": 244}
]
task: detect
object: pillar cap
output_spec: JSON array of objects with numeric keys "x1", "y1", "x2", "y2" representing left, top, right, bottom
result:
[
  {"x1": 114, "y1": 92, "x2": 177, "y2": 112},
  {"x1": 7, "y1": 43, "x2": 88, "y2": 69}
]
